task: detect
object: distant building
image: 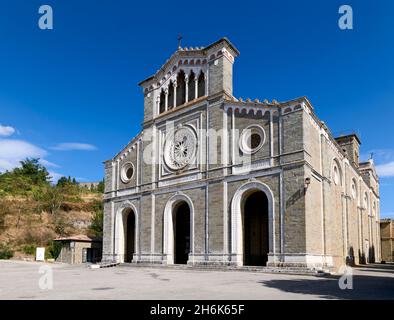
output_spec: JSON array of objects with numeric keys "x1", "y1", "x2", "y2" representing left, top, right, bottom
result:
[
  {"x1": 381, "y1": 219, "x2": 394, "y2": 262},
  {"x1": 54, "y1": 235, "x2": 102, "y2": 264},
  {"x1": 78, "y1": 182, "x2": 100, "y2": 190}
]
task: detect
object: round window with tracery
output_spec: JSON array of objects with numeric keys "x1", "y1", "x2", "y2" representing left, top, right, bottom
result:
[
  {"x1": 121, "y1": 162, "x2": 134, "y2": 183},
  {"x1": 164, "y1": 126, "x2": 197, "y2": 171},
  {"x1": 239, "y1": 125, "x2": 265, "y2": 154}
]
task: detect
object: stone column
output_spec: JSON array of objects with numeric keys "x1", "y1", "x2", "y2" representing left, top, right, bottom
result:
[
  {"x1": 173, "y1": 81, "x2": 177, "y2": 107},
  {"x1": 156, "y1": 96, "x2": 160, "y2": 115},
  {"x1": 165, "y1": 89, "x2": 168, "y2": 112},
  {"x1": 185, "y1": 76, "x2": 189, "y2": 103},
  {"x1": 194, "y1": 78, "x2": 198, "y2": 99},
  {"x1": 204, "y1": 74, "x2": 208, "y2": 96}
]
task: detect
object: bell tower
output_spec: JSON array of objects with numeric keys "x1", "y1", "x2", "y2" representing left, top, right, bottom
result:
[
  {"x1": 138, "y1": 38, "x2": 239, "y2": 125},
  {"x1": 207, "y1": 38, "x2": 239, "y2": 97}
]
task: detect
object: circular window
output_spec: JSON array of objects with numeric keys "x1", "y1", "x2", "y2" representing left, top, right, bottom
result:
[
  {"x1": 164, "y1": 126, "x2": 197, "y2": 171},
  {"x1": 121, "y1": 162, "x2": 134, "y2": 183},
  {"x1": 239, "y1": 125, "x2": 265, "y2": 154},
  {"x1": 250, "y1": 133, "x2": 262, "y2": 149}
]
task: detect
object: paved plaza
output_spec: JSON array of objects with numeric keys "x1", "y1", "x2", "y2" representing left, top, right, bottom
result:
[{"x1": 0, "y1": 260, "x2": 393, "y2": 300}]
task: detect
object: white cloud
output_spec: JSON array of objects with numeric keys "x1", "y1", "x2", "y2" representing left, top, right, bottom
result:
[
  {"x1": 48, "y1": 171, "x2": 64, "y2": 183},
  {"x1": 39, "y1": 159, "x2": 60, "y2": 168},
  {"x1": 376, "y1": 161, "x2": 394, "y2": 177},
  {"x1": 0, "y1": 124, "x2": 16, "y2": 137},
  {"x1": 0, "y1": 139, "x2": 47, "y2": 172},
  {"x1": 0, "y1": 138, "x2": 63, "y2": 183},
  {"x1": 50, "y1": 142, "x2": 97, "y2": 151}
]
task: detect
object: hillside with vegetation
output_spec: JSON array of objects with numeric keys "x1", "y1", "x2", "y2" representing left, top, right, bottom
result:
[{"x1": 0, "y1": 158, "x2": 103, "y2": 260}]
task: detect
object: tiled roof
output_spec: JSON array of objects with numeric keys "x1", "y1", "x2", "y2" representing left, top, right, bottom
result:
[{"x1": 54, "y1": 234, "x2": 101, "y2": 242}]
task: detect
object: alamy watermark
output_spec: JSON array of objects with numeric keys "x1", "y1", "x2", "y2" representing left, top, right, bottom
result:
[
  {"x1": 140, "y1": 122, "x2": 254, "y2": 173},
  {"x1": 38, "y1": 5, "x2": 53, "y2": 30},
  {"x1": 338, "y1": 265, "x2": 353, "y2": 290},
  {"x1": 338, "y1": 5, "x2": 353, "y2": 30},
  {"x1": 38, "y1": 265, "x2": 53, "y2": 290}
]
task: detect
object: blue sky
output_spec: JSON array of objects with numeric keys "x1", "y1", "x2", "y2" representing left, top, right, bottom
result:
[{"x1": 0, "y1": 0, "x2": 393, "y2": 217}]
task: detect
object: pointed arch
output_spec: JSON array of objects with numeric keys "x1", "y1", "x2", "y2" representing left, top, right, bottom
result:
[
  {"x1": 188, "y1": 70, "x2": 196, "y2": 101},
  {"x1": 351, "y1": 178, "x2": 358, "y2": 200},
  {"x1": 331, "y1": 158, "x2": 343, "y2": 186},
  {"x1": 364, "y1": 192, "x2": 369, "y2": 210},
  {"x1": 197, "y1": 71, "x2": 205, "y2": 97},
  {"x1": 168, "y1": 81, "x2": 174, "y2": 110},
  {"x1": 176, "y1": 70, "x2": 186, "y2": 106},
  {"x1": 159, "y1": 89, "x2": 166, "y2": 113}
]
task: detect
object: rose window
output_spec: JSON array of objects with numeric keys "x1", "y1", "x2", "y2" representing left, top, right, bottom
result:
[{"x1": 164, "y1": 126, "x2": 197, "y2": 171}]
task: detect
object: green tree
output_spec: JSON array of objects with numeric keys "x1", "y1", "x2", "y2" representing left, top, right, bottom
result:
[
  {"x1": 14, "y1": 158, "x2": 50, "y2": 185},
  {"x1": 0, "y1": 198, "x2": 11, "y2": 232},
  {"x1": 47, "y1": 240, "x2": 63, "y2": 259},
  {"x1": 97, "y1": 179, "x2": 105, "y2": 193},
  {"x1": 88, "y1": 200, "x2": 103, "y2": 238},
  {"x1": 0, "y1": 172, "x2": 31, "y2": 194},
  {"x1": 57, "y1": 177, "x2": 68, "y2": 188},
  {"x1": 0, "y1": 158, "x2": 51, "y2": 195},
  {"x1": 0, "y1": 243, "x2": 13, "y2": 259},
  {"x1": 35, "y1": 185, "x2": 64, "y2": 216}
]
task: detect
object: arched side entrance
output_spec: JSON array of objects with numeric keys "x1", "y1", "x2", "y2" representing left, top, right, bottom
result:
[
  {"x1": 243, "y1": 191, "x2": 269, "y2": 266},
  {"x1": 125, "y1": 212, "x2": 135, "y2": 262},
  {"x1": 231, "y1": 181, "x2": 275, "y2": 266},
  {"x1": 163, "y1": 193, "x2": 194, "y2": 265},
  {"x1": 114, "y1": 202, "x2": 139, "y2": 263}
]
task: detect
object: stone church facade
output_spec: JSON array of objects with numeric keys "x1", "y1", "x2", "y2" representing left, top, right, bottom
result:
[{"x1": 103, "y1": 38, "x2": 381, "y2": 272}]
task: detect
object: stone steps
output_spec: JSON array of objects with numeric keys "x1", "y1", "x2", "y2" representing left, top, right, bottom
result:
[
  {"x1": 89, "y1": 261, "x2": 120, "y2": 269},
  {"x1": 118, "y1": 263, "x2": 328, "y2": 276}
]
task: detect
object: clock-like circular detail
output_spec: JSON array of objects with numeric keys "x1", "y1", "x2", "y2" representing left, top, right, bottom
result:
[
  {"x1": 121, "y1": 162, "x2": 134, "y2": 183},
  {"x1": 164, "y1": 126, "x2": 197, "y2": 171},
  {"x1": 239, "y1": 125, "x2": 265, "y2": 154}
]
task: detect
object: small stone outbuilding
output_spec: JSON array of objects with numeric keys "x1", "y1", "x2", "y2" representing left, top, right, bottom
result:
[{"x1": 54, "y1": 235, "x2": 102, "y2": 264}]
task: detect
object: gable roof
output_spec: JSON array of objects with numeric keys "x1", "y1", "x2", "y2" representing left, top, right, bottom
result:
[
  {"x1": 54, "y1": 234, "x2": 102, "y2": 242},
  {"x1": 138, "y1": 37, "x2": 240, "y2": 87}
]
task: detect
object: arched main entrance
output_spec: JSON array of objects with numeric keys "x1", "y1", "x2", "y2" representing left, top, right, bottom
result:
[
  {"x1": 231, "y1": 181, "x2": 274, "y2": 266},
  {"x1": 163, "y1": 193, "x2": 194, "y2": 265},
  {"x1": 243, "y1": 191, "x2": 269, "y2": 266},
  {"x1": 125, "y1": 211, "x2": 135, "y2": 262},
  {"x1": 174, "y1": 202, "x2": 191, "y2": 264}
]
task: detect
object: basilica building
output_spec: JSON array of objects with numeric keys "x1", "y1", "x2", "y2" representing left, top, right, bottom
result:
[{"x1": 103, "y1": 38, "x2": 381, "y2": 272}]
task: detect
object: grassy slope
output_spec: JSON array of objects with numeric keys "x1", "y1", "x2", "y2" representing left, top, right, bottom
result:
[{"x1": 0, "y1": 192, "x2": 102, "y2": 259}]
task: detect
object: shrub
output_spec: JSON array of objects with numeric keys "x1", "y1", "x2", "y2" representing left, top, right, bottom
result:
[
  {"x1": 0, "y1": 243, "x2": 14, "y2": 260},
  {"x1": 65, "y1": 196, "x2": 82, "y2": 203},
  {"x1": 54, "y1": 217, "x2": 69, "y2": 236},
  {"x1": 21, "y1": 229, "x2": 56, "y2": 247},
  {"x1": 46, "y1": 240, "x2": 62, "y2": 260},
  {"x1": 22, "y1": 244, "x2": 36, "y2": 255},
  {"x1": 88, "y1": 200, "x2": 103, "y2": 238}
]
